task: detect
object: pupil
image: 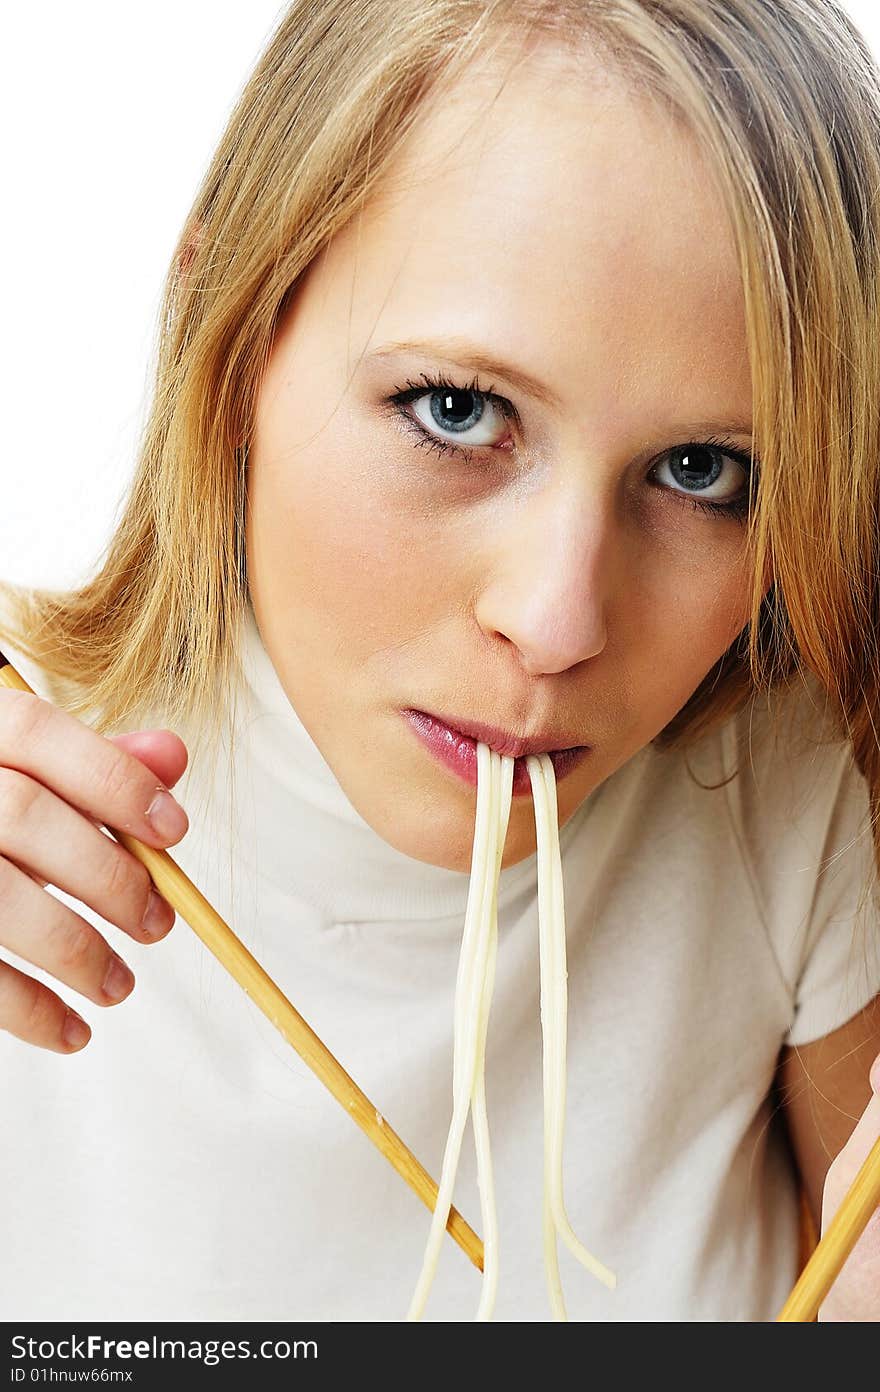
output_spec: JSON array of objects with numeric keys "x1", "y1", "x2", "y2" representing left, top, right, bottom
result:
[
  {"x1": 431, "y1": 388, "x2": 483, "y2": 432},
  {"x1": 674, "y1": 446, "x2": 722, "y2": 490}
]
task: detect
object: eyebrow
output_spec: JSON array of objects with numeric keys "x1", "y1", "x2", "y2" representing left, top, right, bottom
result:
[
  {"x1": 369, "y1": 336, "x2": 562, "y2": 409},
  {"x1": 368, "y1": 336, "x2": 753, "y2": 439}
]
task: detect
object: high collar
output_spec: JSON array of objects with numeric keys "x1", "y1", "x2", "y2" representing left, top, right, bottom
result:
[{"x1": 222, "y1": 598, "x2": 590, "y2": 928}]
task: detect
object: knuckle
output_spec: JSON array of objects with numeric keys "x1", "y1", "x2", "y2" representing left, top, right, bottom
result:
[
  {"x1": 93, "y1": 748, "x2": 136, "y2": 809},
  {"x1": 100, "y1": 849, "x2": 149, "y2": 916},
  {"x1": 20, "y1": 974, "x2": 58, "y2": 1040},
  {"x1": 47, "y1": 916, "x2": 97, "y2": 975},
  {"x1": 0, "y1": 766, "x2": 41, "y2": 830},
  {"x1": 0, "y1": 691, "x2": 52, "y2": 752}
]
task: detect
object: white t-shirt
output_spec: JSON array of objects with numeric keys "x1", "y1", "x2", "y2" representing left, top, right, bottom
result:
[{"x1": 1, "y1": 599, "x2": 878, "y2": 1322}]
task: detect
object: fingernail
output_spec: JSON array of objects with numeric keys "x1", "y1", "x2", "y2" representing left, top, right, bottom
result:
[
  {"x1": 141, "y1": 889, "x2": 171, "y2": 940},
  {"x1": 146, "y1": 790, "x2": 188, "y2": 843},
  {"x1": 102, "y1": 954, "x2": 135, "y2": 1004},
  {"x1": 62, "y1": 1009, "x2": 91, "y2": 1051}
]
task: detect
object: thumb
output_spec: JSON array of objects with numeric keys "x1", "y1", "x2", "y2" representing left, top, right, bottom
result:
[{"x1": 106, "y1": 729, "x2": 189, "y2": 793}]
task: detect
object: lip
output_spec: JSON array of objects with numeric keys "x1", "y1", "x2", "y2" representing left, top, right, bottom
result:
[{"x1": 403, "y1": 708, "x2": 590, "y2": 797}]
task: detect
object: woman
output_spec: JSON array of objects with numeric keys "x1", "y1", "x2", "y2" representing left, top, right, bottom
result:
[{"x1": 0, "y1": 0, "x2": 878, "y2": 1320}]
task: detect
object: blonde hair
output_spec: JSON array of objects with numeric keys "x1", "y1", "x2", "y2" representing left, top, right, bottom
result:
[{"x1": 2, "y1": 0, "x2": 880, "y2": 870}]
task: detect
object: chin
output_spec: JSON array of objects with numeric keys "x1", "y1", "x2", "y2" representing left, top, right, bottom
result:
[
  {"x1": 382, "y1": 814, "x2": 480, "y2": 873},
  {"x1": 381, "y1": 800, "x2": 541, "y2": 874}
]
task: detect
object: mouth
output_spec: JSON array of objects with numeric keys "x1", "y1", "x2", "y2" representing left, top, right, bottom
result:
[{"x1": 402, "y1": 708, "x2": 591, "y2": 797}]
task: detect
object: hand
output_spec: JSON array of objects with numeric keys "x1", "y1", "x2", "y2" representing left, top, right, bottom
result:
[
  {"x1": 817, "y1": 1050, "x2": 880, "y2": 1321},
  {"x1": 0, "y1": 691, "x2": 190, "y2": 1055}
]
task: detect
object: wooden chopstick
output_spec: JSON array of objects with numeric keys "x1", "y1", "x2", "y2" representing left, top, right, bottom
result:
[
  {"x1": 0, "y1": 649, "x2": 484, "y2": 1274},
  {"x1": 777, "y1": 1133, "x2": 880, "y2": 1321}
]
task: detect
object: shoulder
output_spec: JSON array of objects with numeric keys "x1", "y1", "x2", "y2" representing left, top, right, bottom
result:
[
  {"x1": 719, "y1": 674, "x2": 880, "y2": 1044},
  {"x1": 719, "y1": 673, "x2": 874, "y2": 902}
]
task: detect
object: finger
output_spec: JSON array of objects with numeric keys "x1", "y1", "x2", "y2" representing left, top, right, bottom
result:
[
  {"x1": 4, "y1": 854, "x2": 48, "y2": 889},
  {"x1": 0, "y1": 955, "x2": 92, "y2": 1055},
  {"x1": 838, "y1": 1091, "x2": 880, "y2": 1175},
  {"x1": 0, "y1": 769, "x2": 175, "y2": 943},
  {"x1": 0, "y1": 692, "x2": 189, "y2": 848},
  {"x1": 823, "y1": 1090, "x2": 880, "y2": 1231},
  {"x1": 0, "y1": 855, "x2": 136, "y2": 1009},
  {"x1": 107, "y1": 729, "x2": 189, "y2": 792}
]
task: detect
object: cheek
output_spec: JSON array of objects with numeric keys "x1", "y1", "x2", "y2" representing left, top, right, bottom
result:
[
  {"x1": 248, "y1": 427, "x2": 446, "y2": 653},
  {"x1": 636, "y1": 538, "x2": 757, "y2": 705},
  {"x1": 713, "y1": 545, "x2": 762, "y2": 645},
  {"x1": 661, "y1": 528, "x2": 756, "y2": 642}
]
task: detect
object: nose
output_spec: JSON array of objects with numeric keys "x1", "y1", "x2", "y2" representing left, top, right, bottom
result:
[{"x1": 473, "y1": 478, "x2": 613, "y2": 676}]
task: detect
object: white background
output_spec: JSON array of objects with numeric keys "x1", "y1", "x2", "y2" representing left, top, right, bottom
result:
[{"x1": 1, "y1": 2, "x2": 878, "y2": 590}]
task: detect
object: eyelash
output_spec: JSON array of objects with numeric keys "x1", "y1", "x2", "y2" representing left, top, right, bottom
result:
[{"x1": 385, "y1": 371, "x2": 759, "y2": 522}]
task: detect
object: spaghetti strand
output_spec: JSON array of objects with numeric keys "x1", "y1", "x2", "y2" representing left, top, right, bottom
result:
[
  {"x1": 409, "y1": 743, "x2": 612, "y2": 1322},
  {"x1": 527, "y1": 753, "x2": 616, "y2": 1317},
  {"x1": 407, "y1": 745, "x2": 514, "y2": 1321},
  {"x1": 473, "y1": 752, "x2": 514, "y2": 1321}
]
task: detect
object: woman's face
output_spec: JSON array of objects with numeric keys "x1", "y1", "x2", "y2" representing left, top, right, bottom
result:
[{"x1": 246, "y1": 39, "x2": 763, "y2": 872}]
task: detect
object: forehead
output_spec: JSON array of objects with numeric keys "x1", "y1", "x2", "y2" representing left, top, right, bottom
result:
[{"x1": 301, "y1": 37, "x2": 750, "y2": 429}]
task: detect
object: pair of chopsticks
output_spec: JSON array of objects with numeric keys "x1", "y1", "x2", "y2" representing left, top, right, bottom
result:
[
  {"x1": 1, "y1": 646, "x2": 878, "y2": 1319},
  {"x1": 0, "y1": 648, "x2": 483, "y2": 1275}
]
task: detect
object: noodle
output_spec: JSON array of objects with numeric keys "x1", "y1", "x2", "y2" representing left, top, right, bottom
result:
[
  {"x1": 471, "y1": 748, "x2": 511, "y2": 1321},
  {"x1": 406, "y1": 744, "x2": 513, "y2": 1321},
  {"x1": 527, "y1": 753, "x2": 616, "y2": 1319},
  {"x1": 407, "y1": 742, "x2": 615, "y2": 1322}
]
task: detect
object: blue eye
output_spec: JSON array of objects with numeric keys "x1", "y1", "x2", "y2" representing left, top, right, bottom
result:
[
  {"x1": 386, "y1": 371, "x2": 758, "y2": 522},
  {"x1": 650, "y1": 441, "x2": 757, "y2": 520},
  {"x1": 389, "y1": 372, "x2": 514, "y2": 455}
]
